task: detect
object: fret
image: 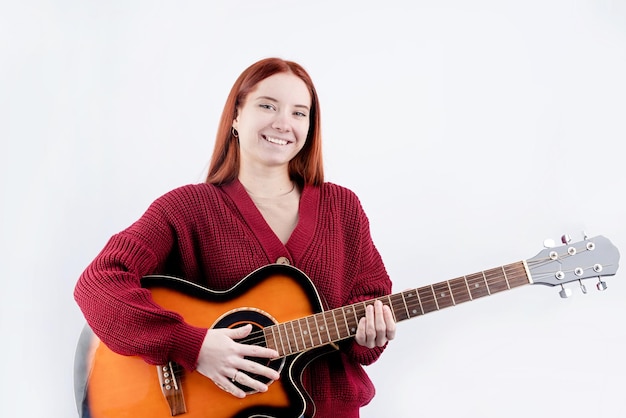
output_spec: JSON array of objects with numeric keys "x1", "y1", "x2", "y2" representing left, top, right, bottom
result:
[
  {"x1": 449, "y1": 277, "x2": 472, "y2": 304},
  {"x1": 290, "y1": 321, "x2": 300, "y2": 352},
  {"x1": 318, "y1": 312, "x2": 331, "y2": 344},
  {"x1": 316, "y1": 316, "x2": 326, "y2": 344},
  {"x1": 354, "y1": 302, "x2": 367, "y2": 322},
  {"x1": 484, "y1": 267, "x2": 508, "y2": 294},
  {"x1": 324, "y1": 311, "x2": 337, "y2": 341},
  {"x1": 381, "y1": 295, "x2": 396, "y2": 322},
  {"x1": 462, "y1": 276, "x2": 473, "y2": 300},
  {"x1": 303, "y1": 317, "x2": 315, "y2": 348},
  {"x1": 418, "y1": 286, "x2": 438, "y2": 313},
  {"x1": 403, "y1": 290, "x2": 422, "y2": 318},
  {"x1": 398, "y1": 292, "x2": 411, "y2": 320},
  {"x1": 345, "y1": 305, "x2": 358, "y2": 335},
  {"x1": 432, "y1": 282, "x2": 454, "y2": 309},
  {"x1": 482, "y1": 271, "x2": 492, "y2": 295},
  {"x1": 307, "y1": 315, "x2": 322, "y2": 347},
  {"x1": 414, "y1": 289, "x2": 425, "y2": 315},
  {"x1": 430, "y1": 285, "x2": 440, "y2": 310},
  {"x1": 340, "y1": 307, "x2": 351, "y2": 336},
  {"x1": 353, "y1": 302, "x2": 367, "y2": 334},
  {"x1": 335, "y1": 316, "x2": 346, "y2": 339},
  {"x1": 297, "y1": 318, "x2": 309, "y2": 350},
  {"x1": 505, "y1": 262, "x2": 530, "y2": 287},
  {"x1": 311, "y1": 314, "x2": 322, "y2": 346},
  {"x1": 465, "y1": 272, "x2": 490, "y2": 299},
  {"x1": 264, "y1": 327, "x2": 277, "y2": 352},
  {"x1": 446, "y1": 281, "x2": 456, "y2": 305},
  {"x1": 330, "y1": 309, "x2": 343, "y2": 339},
  {"x1": 390, "y1": 293, "x2": 409, "y2": 321},
  {"x1": 501, "y1": 266, "x2": 511, "y2": 290},
  {"x1": 274, "y1": 324, "x2": 286, "y2": 356},
  {"x1": 280, "y1": 323, "x2": 293, "y2": 355}
]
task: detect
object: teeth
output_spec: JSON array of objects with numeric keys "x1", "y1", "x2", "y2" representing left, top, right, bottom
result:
[{"x1": 265, "y1": 136, "x2": 288, "y2": 145}]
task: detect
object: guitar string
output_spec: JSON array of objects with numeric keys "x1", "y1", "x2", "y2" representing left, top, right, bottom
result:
[
  {"x1": 238, "y1": 279, "x2": 529, "y2": 349},
  {"x1": 225, "y1": 257, "x2": 562, "y2": 350},
  {"x1": 234, "y1": 307, "x2": 370, "y2": 352},
  {"x1": 230, "y1": 262, "x2": 533, "y2": 352}
]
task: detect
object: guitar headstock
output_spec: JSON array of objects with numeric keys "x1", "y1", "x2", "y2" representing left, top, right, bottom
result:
[{"x1": 527, "y1": 235, "x2": 620, "y2": 292}]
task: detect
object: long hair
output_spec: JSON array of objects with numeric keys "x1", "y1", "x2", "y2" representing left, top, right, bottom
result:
[{"x1": 205, "y1": 58, "x2": 324, "y2": 186}]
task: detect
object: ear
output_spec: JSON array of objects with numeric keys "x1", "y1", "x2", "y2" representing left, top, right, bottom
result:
[{"x1": 232, "y1": 113, "x2": 239, "y2": 131}]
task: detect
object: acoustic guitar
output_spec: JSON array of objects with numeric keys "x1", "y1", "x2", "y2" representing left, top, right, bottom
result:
[{"x1": 74, "y1": 235, "x2": 620, "y2": 418}]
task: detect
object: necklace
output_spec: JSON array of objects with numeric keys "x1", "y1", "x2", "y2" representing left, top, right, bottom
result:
[{"x1": 243, "y1": 181, "x2": 296, "y2": 199}]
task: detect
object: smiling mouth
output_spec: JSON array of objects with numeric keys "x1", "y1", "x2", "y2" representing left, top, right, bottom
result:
[{"x1": 263, "y1": 135, "x2": 290, "y2": 145}]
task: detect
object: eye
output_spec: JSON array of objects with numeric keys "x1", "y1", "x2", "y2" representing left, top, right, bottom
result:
[
  {"x1": 294, "y1": 111, "x2": 307, "y2": 118},
  {"x1": 259, "y1": 103, "x2": 276, "y2": 111}
]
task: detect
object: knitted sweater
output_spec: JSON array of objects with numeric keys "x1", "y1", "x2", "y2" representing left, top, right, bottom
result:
[{"x1": 74, "y1": 179, "x2": 392, "y2": 417}]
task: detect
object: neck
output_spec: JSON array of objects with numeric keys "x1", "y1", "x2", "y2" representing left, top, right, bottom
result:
[{"x1": 239, "y1": 170, "x2": 295, "y2": 199}]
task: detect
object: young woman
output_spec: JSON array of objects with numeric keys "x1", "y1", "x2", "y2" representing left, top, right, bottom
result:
[{"x1": 74, "y1": 57, "x2": 396, "y2": 418}]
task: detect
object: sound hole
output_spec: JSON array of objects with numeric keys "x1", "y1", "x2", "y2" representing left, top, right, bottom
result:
[{"x1": 213, "y1": 308, "x2": 284, "y2": 393}]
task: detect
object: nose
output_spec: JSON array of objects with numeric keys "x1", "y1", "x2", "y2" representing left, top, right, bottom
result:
[{"x1": 271, "y1": 111, "x2": 291, "y2": 132}]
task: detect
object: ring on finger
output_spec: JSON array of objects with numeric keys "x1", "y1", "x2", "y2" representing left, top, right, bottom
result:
[{"x1": 232, "y1": 370, "x2": 240, "y2": 383}]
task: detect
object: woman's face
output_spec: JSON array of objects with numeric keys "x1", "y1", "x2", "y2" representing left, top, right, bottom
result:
[{"x1": 233, "y1": 72, "x2": 311, "y2": 171}]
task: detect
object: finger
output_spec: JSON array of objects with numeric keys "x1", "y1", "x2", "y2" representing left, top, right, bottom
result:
[
  {"x1": 383, "y1": 305, "x2": 397, "y2": 341},
  {"x1": 231, "y1": 369, "x2": 273, "y2": 394},
  {"x1": 229, "y1": 325, "x2": 279, "y2": 359},
  {"x1": 227, "y1": 324, "x2": 253, "y2": 339},
  {"x1": 227, "y1": 381, "x2": 247, "y2": 399},
  {"x1": 238, "y1": 341, "x2": 279, "y2": 360},
  {"x1": 214, "y1": 376, "x2": 246, "y2": 399},
  {"x1": 355, "y1": 316, "x2": 367, "y2": 346},
  {"x1": 373, "y1": 301, "x2": 388, "y2": 345},
  {"x1": 239, "y1": 357, "x2": 281, "y2": 382},
  {"x1": 364, "y1": 304, "x2": 377, "y2": 348}
]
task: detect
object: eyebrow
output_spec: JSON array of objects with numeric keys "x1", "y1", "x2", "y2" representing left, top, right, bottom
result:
[{"x1": 256, "y1": 95, "x2": 310, "y2": 111}]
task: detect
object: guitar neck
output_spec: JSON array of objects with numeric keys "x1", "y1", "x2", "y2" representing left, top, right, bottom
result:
[{"x1": 264, "y1": 261, "x2": 531, "y2": 357}]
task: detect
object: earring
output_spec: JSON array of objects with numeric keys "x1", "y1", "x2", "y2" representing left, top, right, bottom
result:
[{"x1": 231, "y1": 127, "x2": 239, "y2": 138}]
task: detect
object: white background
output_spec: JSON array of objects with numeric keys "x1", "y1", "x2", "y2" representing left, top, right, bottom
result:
[{"x1": 2, "y1": 1, "x2": 626, "y2": 417}]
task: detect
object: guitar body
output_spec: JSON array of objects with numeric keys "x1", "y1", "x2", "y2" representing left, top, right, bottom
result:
[{"x1": 77, "y1": 264, "x2": 329, "y2": 418}]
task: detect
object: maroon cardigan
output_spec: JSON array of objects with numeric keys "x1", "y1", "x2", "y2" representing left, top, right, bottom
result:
[{"x1": 74, "y1": 180, "x2": 392, "y2": 417}]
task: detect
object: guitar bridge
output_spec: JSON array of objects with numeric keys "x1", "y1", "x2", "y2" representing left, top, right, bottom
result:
[{"x1": 157, "y1": 362, "x2": 187, "y2": 416}]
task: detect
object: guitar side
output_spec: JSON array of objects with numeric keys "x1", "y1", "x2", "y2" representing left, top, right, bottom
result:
[{"x1": 78, "y1": 264, "x2": 327, "y2": 418}]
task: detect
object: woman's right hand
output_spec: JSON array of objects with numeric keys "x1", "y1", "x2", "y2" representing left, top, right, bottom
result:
[{"x1": 195, "y1": 324, "x2": 281, "y2": 398}]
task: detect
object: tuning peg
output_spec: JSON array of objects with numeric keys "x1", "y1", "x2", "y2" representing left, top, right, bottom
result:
[
  {"x1": 583, "y1": 231, "x2": 589, "y2": 240},
  {"x1": 559, "y1": 285, "x2": 572, "y2": 299},
  {"x1": 543, "y1": 238, "x2": 556, "y2": 248},
  {"x1": 596, "y1": 279, "x2": 608, "y2": 291},
  {"x1": 561, "y1": 234, "x2": 571, "y2": 244},
  {"x1": 579, "y1": 280, "x2": 587, "y2": 294}
]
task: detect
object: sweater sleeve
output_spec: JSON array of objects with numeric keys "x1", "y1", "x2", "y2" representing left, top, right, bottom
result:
[
  {"x1": 342, "y1": 197, "x2": 393, "y2": 366},
  {"x1": 73, "y1": 190, "x2": 208, "y2": 371}
]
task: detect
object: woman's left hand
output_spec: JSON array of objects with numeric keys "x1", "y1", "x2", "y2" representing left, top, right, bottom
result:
[{"x1": 355, "y1": 300, "x2": 396, "y2": 348}]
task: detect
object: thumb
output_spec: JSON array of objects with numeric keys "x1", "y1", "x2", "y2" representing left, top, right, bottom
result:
[{"x1": 227, "y1": 324, "x2": 253, "y2": 340}]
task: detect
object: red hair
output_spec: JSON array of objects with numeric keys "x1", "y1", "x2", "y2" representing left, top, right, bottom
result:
[{"x1": 205, "y1": 58, "x2": 324, "y2": 186}]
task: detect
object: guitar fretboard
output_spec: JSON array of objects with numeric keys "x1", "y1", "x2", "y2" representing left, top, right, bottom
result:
[{"x1": 264, "y1": 261, "x2": 530, "y2": 357}]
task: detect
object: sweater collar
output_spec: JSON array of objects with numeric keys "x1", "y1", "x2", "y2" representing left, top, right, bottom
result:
[{"x1": 221, "y1": 179, "x2": 319, "y2": 266}]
